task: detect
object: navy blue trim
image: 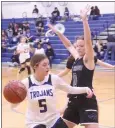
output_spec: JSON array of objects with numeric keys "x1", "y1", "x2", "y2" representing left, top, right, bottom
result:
[
  {"x1": 28, "y1": 74, "x2": 52, "y2": 88},
  {"x1": 43, "y1": 74, "x2": 52, "y2": 86},
  {"x1": 28, "y1": 76, "x2": 33, "y2": 88},
  {"x1": 51, "y1": 118, "x2": 61, "y2": 128}
]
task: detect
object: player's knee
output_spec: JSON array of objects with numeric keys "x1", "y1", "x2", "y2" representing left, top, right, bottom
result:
[
  {"x1": 26, "y1": 62, "x2": 30, "y2": 66},
  {"x1": 21, "y1": 64, "x2": 26, "y2": 68},
  {"x1": 63, "y1": 119, "x2": 76, "y2": 128}
]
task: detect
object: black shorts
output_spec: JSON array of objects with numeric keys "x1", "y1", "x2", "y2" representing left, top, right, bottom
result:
[
  {"x1": 21, "y1": 58, "x2": 31, "y2": 64},
  {"x1": 33, "y1": 118, "x2": 68, "y2": 128},
  {"x1": 63, "y1": 94, "x2": 98, "y2": 125}
]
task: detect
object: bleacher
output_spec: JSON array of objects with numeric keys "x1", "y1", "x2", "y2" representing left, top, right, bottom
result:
[{"x1": 2, "y1": 14, "x2": 115, "y2": 64}]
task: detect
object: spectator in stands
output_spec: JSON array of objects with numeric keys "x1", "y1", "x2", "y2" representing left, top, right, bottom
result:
[
  {"x1": 35, "y1": 17, "x2": 44, "y2": 36},
  {"x1": 1, "y1": 35, "x2": 9, "y2": 52},
  {"x1": 64, "y1": 7, "x2": 69, "y2": 21},
  {"x1": 89, "y1": 6, "x2": 95, "y2": 20},
  {"x1": 26, "y1": 29, "x2": 33, "y2": 42},
  {"x1": 8, "y1": 23, "x2": 14, "y2": 30},
  {"x1": 23, "y1": 22, "x2": 30, "y2": 31},
  {"x1": 7, "y1": 23, "x2": 14, "y2": 38},
  {"x1": 32, "y1": 5, "x2": 39, "y2": 19},
  {"x1": 7, "y1": 28, "x2": 13, "y2": 38},
  {"x1": 2, "y1": 30, "x2": 7, "y2": 37},
  {"x1": 45, "y1": 43, "x2": 55, "y2": 68},
  {"x1": 90, "y1": 6, "x2": 100, "y2": 20},
  {"x1": 7, "y1": 50, "x2": 19, "y2": 67},
  {"x1": 94, "y1": 6, "x2": 101, "y2": 16},
  {"x1": 51, "y1": 7, "x2": 60, "y2": 24},
  {"x1": 13, "y1": 23, "x2": 19, "y2": 35},
  {"x1": 32, "y1": 5, "x2": 39, "y2": 14},
  {"x1": 90, "y1": 6, "x2": 95, "y2": 16}
]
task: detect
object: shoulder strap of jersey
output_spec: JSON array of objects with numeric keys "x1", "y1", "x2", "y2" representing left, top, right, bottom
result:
[
  {"x1": 28, "y1": 76, "x2": 33, "y2": 88},
  {"x1": 43, "y1": 74, "x2": 52, "y2": 86},
  {"x1": 48, "y1": 74, "x2": 52, "y2": 84}
]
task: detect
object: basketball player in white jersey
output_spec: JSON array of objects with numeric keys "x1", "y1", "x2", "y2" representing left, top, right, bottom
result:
[
  {"x1": 34, "y1": 43, "x2": 45, "y2": 55},
  {"x1": 17, "y1": 36, "x2": 31, "y2": 75},
  {"x1": 11, "y1": 54, "x2": 93, "y2": 128}
]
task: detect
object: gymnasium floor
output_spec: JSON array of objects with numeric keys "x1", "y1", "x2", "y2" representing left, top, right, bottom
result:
[{"x1": 2, "y1": 67, "x2": 115, "y2": 128}]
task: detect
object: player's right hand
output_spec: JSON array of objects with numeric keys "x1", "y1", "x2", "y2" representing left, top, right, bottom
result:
[{"x1": 85, "y1": 87, "x2": 93, "y2": 98}]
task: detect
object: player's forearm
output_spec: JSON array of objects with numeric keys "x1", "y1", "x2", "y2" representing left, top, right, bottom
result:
[
  {"x1": 58, "y1": 69, "x2": 70, "y2": 77},
  {"x1": 83, "y1": 19, "x2": 91, "y2": 42},
  {"x1": 56, "y1": 32, "x2": 72, "y2": 48},
  {"x1": 83, "y1": 19, "x2": 94, "y2": 58},
  {"x1": 68, "y1": 86, "x2": 88, "y2": 94},
  {"x1": 97, "y1": 60, "x2": 115, "y2": 69},
  {"x1": 48, "y1": 24, "x2": 72, "y2": 48}
]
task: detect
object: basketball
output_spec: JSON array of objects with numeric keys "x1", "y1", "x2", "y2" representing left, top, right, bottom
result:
[{"x1": 3, "y1": 80, "x2": 27, "y2": 104}]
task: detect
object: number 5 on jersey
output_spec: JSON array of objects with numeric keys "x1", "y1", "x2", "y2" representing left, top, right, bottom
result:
[{"x1": 38, "y1": 99, "x2": 47, "y2": 113}]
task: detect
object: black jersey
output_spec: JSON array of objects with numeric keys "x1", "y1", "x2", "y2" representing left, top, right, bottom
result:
[{"x1": 68, "y1": 57, "x2": 97, "y2": 98}]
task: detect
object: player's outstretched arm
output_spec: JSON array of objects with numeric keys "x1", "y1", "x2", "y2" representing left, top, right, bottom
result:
[
  {"x1": 47, "y1": 24, "x2": 79, "y2": 60},
  {"x1": 81, "y1": 5, "x2": 94, "y2": 60},
  {"x1": 97, "y1": 59, "x2": 115, "y2": 69},
  {"x1": 54, "y1": 75, "x2": 93, "y2": 98},
  {"x1": 58, "y1": 68, "x2": 71, "y2": 77}
]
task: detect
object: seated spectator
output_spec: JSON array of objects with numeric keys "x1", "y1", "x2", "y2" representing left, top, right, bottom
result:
[
  {"x1": 94, "y1": 6, "x2": 101, "y2": 16},
  {"x1": 51, "y1": 7, "x2": 60, "y2": 24},
  {"x1": 7, "y1": 28, "x2": 13, "y2": 38},
  {"x1": 35, "y1": 17, "x2": 44, "y2": 36},
  {"x1": 22, "y1": 22, "x2": 30, "y2": 31},
  {"x1": 2, "y1": 36, "x2": 9, "y2": 52},
  {"x1": 64, "y1": 7, "x2": 69, "y2": 21},
  {"x1": 32, "y1": 5, "x2": 39, "y2": 18},
  {"x1": 8, "y1": 23, "x2": 14, "y2": 30},
  {"x1": 90, "y1": 6, "x2": 95, "y2": 16},
  {"x1": 26, "y1": 29, "x2": 33, "y2": 42},
  {"x1": 13, "y1": 23, "x2": 19, "y2": 35},
  {"x1": 2, "y1": 30, "x2": 8, "y2": 38},
  {"x1": 7, "y1": 50, "x2": 19, "y2": 67},
  {"x1": 45, "y1": 43, "x2": 55, "y2": 68},
  {"x1": 90, "y1": 6, "x2": 100, "y2": 20}
]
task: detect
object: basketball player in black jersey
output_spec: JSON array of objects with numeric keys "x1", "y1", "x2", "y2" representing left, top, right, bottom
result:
[
  {"x1": 58, "y1": 50, "x2": 114, "y2": 116},
  {"x1": 48, "y1": 5, "x2": 103, "y2": 128}
]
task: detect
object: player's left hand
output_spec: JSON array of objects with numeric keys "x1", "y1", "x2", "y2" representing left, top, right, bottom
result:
[
  {"x1": 80, "y1": 5, "x2": 90, "y2": 21},
  {"x1": 85, "y1": 87, "x2": 93, "y2": 98}
]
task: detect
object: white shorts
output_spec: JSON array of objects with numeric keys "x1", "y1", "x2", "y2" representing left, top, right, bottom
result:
[{"x1": 19, "y1": 54, "x2": 30, "y2": 64}]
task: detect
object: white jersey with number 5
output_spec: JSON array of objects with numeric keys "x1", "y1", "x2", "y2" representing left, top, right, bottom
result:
[
  {"x1": 21, "y1": 73, "x2": 86, "y2": 128},
  {"x1": 17, "y1": 43, "x2": 30, "y2": 63}
]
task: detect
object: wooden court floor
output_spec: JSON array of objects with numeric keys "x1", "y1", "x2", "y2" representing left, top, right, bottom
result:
[{"x1": 2, "y1": 67, "x2": 115, "y2": 128}]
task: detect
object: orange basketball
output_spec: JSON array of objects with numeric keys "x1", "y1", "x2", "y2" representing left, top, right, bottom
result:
[{"x1": 3, "y1": 80, "x2": 27, "y2": 104}]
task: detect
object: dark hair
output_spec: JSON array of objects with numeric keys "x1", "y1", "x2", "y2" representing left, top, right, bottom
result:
[
  {"x1": 75, "y1": 35, "x2": 84, "y2": 41},
  {"x1": 68, "y1": 55, "x2": 75, "y2": 61},
  {"x1": 91, "y1": 6, "x2": 94, "y2": 9},
  {"x1": 30, "y1": 54, "x2": 47, "y2": 71}
]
